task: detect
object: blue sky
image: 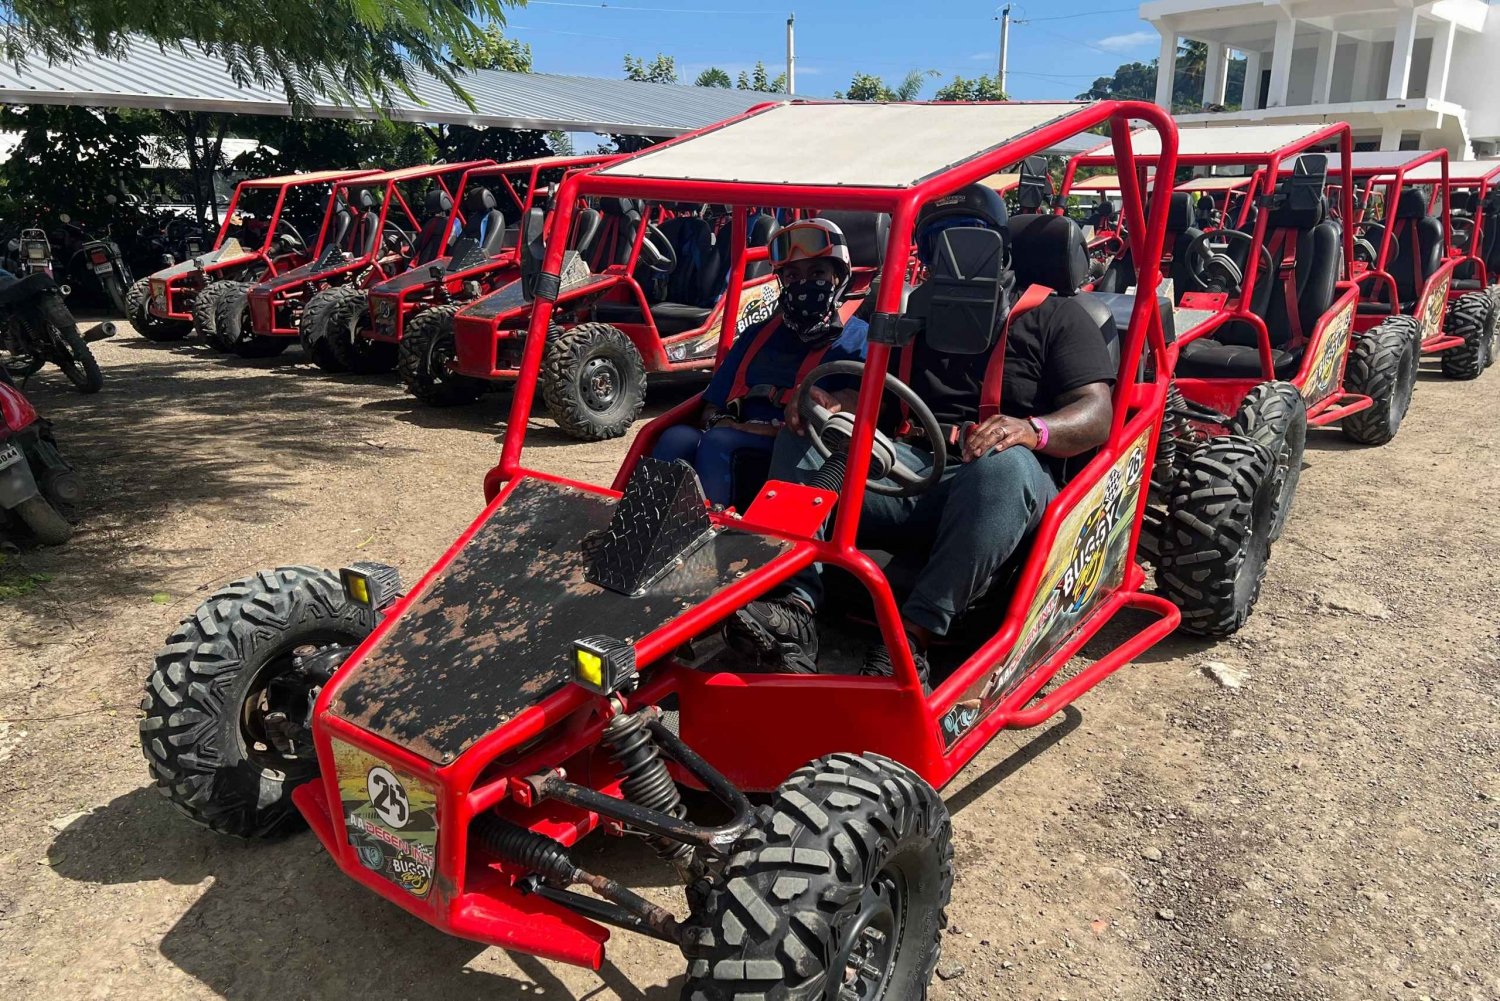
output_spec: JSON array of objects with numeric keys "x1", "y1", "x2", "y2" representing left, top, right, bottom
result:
[{"x1": 503, "y1": 0, "x2": 1158, "y2": 100}]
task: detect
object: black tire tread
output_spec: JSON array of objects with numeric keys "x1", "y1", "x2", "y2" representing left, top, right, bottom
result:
[
  {"x1": 210, "y1": 281, "x2": 252, "y2": 352},
  {"x1": 138, "y1": 566, "x2": 374, "y2": 838},
  {"x1": 1156, "y1": 435, "x2": 1275, "y2": 637},
  {"x1": 1439, "y1": 289, "x2": 1490, "y2": 380},
  {"x1": 299, "y1": 285, "x2": 357, "y2": 373},
  {"x1": 41, "y1": 297, "x2": 103, "y2": 393},
  {"x1": 680, "y1": 752, "x2": 953, "y2": 1001},
  {"x1": 398, "y1": 304, "x2": 482, "y2": 406},
  {"x1": 1230, "y1": 380, "x2": 1306, "y2": 542},
  {"x1": 541, "y1": 321, "x2": 647, "y2": 441},
  {"x1": 1341, "y1": 315, "x2": 1419, "y2": 445},
  {"x1": 13, "y1": 494, "x2": 72, "y2": 545}
]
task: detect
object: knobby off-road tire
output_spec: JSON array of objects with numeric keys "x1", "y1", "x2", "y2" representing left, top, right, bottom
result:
[
  {"x1": 542, "y1": 322, "x2": 646, "y2": 441},
  {"x1": 191, "y1": 281, "x2": 232, "y2": 342},
  {"x1": 40, "y1": 296, "x2": 102, "y2": 394},
  {"x1": 209, "y1": 281, "x2": 253, "y2": 352},
  {"x1": 1156, "y1": 435, "x2": 1276, "y2": 638},
  {"x1": 680, "y1": 752, "x2": 953, "y2": 1001},
  {"x1": 298, "y1": 285, "x2": 353, "y2": 373},
  {"x1": 1487, "y1": 285, "x2": 1500, "y2": 368},
  {"x1": 398, "y1": 305, "x2": 484, "y2": 406},
  {"x1": 125, "y1": 276, "x2": 150, "y2": 325},
  {"x1": 139, "y1": 566, "x2": 376, "y2": 838},
  {"x1": 13, "y1": 494, "x2": 71, "y2": 545},
  {"x1": 330, "y1": 287, "x2": 397, "y2": 375},
  {"x1": 1439, "y1": 289, "x2": 1493, "y2": 380},
  {"x1": 1230, "y1": 381, "x2": 1306, "y2": 543},
  {"x1": 128, "y1": 277, "x2": 191, "y2": 343},
  {"x1": 225, "y1": 288, "x2": 292, "y2": 359},
  {"x1": 1341, "y1": 315, "x2": 1419, "y2": 445}
]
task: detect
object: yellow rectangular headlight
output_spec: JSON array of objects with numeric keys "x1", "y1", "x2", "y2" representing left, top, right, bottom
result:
[{"x1": 572, "y1": 635, "x2": 636, "y2": 695}]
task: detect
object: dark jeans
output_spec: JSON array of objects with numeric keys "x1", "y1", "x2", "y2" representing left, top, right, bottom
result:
[
  {"x1": 653, "y1": 424, "x2": 776, "y2": 507},
  {"x1": 770, "y1": 430, "x2": 1056, "y2": 636}
]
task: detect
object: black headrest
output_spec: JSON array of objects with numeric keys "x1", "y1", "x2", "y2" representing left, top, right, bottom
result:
[
  {"x1": 465, "y1": 187, "x2": 498, "y2": 215},
  {"x1": 1268, "y1": 190, "x2": 1324, "y2": 231},
  {"x1": 355, "y1": 189, "x2": 375, "y2": 211},
  {"x1": 1007, "y1": 214, "x2": 1089, "y2": 294},
  {"x1": 816, "y1": 210, "x2": 890, "y2": 268},
  {"x1": 600, "y1": 197, "x2": 638, "y2": 218},
  {"x1": 1165, "y1": 191, "x2": 1195, "y2": 233},
  {"x1": 1396, "y1": 189, "x2": 1430, "y2": 220},
  {"x1": 423, "y1": 188, "x2": 453, "y2": 220}
]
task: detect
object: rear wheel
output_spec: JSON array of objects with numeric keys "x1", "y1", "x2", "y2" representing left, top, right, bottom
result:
[
  {"x1": 210, "y1": 282, "x2": 252, "y2": 352},
  {"x1": 398, "y1": 305, "x2": 484, "y2": 406},
  {"x1": 542, "y1": 322, "x2": 646, "y2": 441},
  {"x1": 1439, "y1": 289, "x2": 1493, "y2": 380},
  {"x1": 330, "y1": 287, "x2": 396, "y2": 375},
  {"x1": 298, "y1": 285, "x2": 352, "y2": 373},
  {"x1": 102, "y1": 274, "x2": 130, "y2": 318},
  {"x1": 139, "y1": 567, "x2": 376, "y2": 838},
  {"x1": 1156, "y1": 435, "x2": 1275, "y2": 638},
  {"x1": 130, "y1": 277, "x2": 191, "y2": 342},
  {"x1": 681, "y1": 752, "x2": 952, "y2": 1001},
  {"x1": 191, "y1": 281, "x2": 232, "y2": 342},
  {"x1": 13, "y1": 494, "x2": 72, "y2": 545},
  {"x1": 40, "y1": 296, "x2": 102, "y2": 393},
  {"x1": 1341, "y1": 316, "x2": 1419, "y2": 445},
  {"x1": 1487, "y1": 285, "x2": 1500, "y2": 368},
  {"x1": 1230, "y1": 381, "x2": 1306, "y2": 543}
]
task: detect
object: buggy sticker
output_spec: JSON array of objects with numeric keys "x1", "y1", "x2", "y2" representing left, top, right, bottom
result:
[
  {"x1": 1418, "y1": 271, "x2": 1451, "y2": 343},
  {"x1": 332, "y1": 740, "x2": 439, "y2": 898},
  {"x1": 1301, "y1": 298, "x2": 1354, "y2": 403},
  {"x1": 939, "y1": 430, "x2": 1151, "y2": 746},
  {"x1": 672, "y1": 280, "x2": 781, "y2": 362}
]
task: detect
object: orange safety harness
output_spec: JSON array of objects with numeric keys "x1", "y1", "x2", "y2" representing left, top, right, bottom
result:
[{"x1": 722, "y1": 315, "x2": 841, "y2": 420}]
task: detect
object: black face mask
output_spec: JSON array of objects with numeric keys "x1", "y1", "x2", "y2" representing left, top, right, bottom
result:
[{"x1": 779, "y1": 276, "x2": 847, "y2": 343}]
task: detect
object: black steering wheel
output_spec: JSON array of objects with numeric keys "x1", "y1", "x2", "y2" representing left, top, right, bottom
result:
[
  {"x1": 1184, "y1": 229, "x2": 1272, "y2": 296},
  {"x1": 1354, "y1": 223, "x2": 1396, "y2": 267},
  {"x1": 273, "y1": 218, "x2": 306, "y2": 250},
  {"x1": 794, "y1": 360, "x2": 946, "y2": 497},
  {"x1": 640, "y1": 222, "x2": 677, "y2": 273}
]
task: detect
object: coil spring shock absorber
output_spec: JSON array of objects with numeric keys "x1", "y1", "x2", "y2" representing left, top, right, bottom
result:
[
  {"x1": 601, "y1": 709, "x2": 695, "y2": 871},
  {"x1": 1154, "y1": 384, "x2": 1192, "y2": 496}
]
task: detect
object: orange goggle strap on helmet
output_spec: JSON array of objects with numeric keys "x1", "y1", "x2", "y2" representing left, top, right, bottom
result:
[{"x1": 769, "y1": 222, "x2": 848, "y2": 265}]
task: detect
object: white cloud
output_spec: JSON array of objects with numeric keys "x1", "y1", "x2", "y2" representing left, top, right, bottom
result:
[{"x1": 1093, "y1": 30, "x2": 1158, "y2": 53}]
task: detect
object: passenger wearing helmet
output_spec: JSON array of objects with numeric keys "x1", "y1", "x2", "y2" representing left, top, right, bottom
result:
[
  {"x1": 653, "y1": 217, "x2": 868, "y2": 507},
  {"x1": 724, "y1": 185, "x2": 1115, "y2": 683}
]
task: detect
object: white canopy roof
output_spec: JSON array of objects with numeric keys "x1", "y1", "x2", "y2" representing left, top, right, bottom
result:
[
  {"x1": 1177, "y1": 175, "x2": 1255, "y2": 191},
  {"x1": 1405, "y1": 159, "x2": 1500, "y2": 183},
  {"x1": 1084, "y1": 122, "x2": 1335, "y2": 159},
  {"x1": 597, "y1": 102, "x2": 1086, "y2": 189}
]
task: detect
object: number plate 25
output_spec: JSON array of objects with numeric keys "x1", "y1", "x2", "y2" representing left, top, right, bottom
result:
[{"x1": 331, "y1": 740, "x2": 440, "y2": 898}]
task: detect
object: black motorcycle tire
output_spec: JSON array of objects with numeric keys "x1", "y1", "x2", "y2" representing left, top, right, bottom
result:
[{"x1": 40, "y1": 296, "x2": 103, "y2": 393}]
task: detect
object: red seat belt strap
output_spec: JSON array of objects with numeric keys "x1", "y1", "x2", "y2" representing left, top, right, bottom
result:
[
  {"x1": 978, "y1": 283, "x2": 1053, "y2": 421},
  {"x1": 725, "y1": 316, "x2": 786, "y2": 404}
]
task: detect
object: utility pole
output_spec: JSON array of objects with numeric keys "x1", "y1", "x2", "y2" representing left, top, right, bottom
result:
[
  {"x1": 998, "y1": 4, "x2": 1012, "y2": 96},
  {"x1": 787, "y1": 13, "x2": 796, "y2": 95}
]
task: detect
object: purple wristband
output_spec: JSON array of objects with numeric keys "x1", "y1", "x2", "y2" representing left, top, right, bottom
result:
[{"x1": 1029, "y1": 417, "x2": 1050, "y2": 450}]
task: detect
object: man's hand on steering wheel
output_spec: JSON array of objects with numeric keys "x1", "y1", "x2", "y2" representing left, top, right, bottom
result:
[
  {"x1": 961, "y1": 415, "x2": 1039, "y2": 462},
  {"x1": 784, "y1": 385, "x2": 856, "y2": 436}
]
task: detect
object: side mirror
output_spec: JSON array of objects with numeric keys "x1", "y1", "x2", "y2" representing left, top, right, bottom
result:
[
  {"x1": 520, "y1": 206, "x2": 547, "y2": 298},
  {"x1": 910, "y1": 226, "x2": 1006, "y2": 355},
  {"x1": 1018, "y1": 155, "x2": 1052, "y2": 213},
  {"x1": 1282, "y1": 153, "x2": 1328, "y2": 215}
]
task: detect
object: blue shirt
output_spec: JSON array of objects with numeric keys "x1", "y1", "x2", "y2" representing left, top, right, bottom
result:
[{"x1": 705, "y1": 316, "x2": 869, "y2": 424}]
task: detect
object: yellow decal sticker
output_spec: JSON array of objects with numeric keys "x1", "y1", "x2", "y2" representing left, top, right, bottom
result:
[
  {"x1": 333, "y1": 740, "x2": 440, "y2": 898},
  {"x1": 939, "y1": 429, "x2": 1152, "y2": 745},
  {"x1": 678, "y1": 280, "x2": 781, "y2": 362},
  {"x1": 1301, "y1": 298, "x2": 1354, "y2": 403},
  {"x1": 1418, "y1": 271, "x2": 1452, "y2": 342}
]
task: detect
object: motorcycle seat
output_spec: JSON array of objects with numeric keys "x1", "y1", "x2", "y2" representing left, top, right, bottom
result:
[{"x1": 0, "y1": 272, "x2": 60, "y2": 306}]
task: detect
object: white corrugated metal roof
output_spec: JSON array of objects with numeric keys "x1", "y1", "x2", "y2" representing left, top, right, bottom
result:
[
  {"x1": 0, "y1": 37, "x2": 773, "y2": 137},
  {"x1": 597, "y1": 102, "x2": 1085, "y2": 189}
]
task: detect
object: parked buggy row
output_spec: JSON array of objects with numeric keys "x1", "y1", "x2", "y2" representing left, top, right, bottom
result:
[{"x1": 13, "y1": 99, "x2": 1495, "y2": 998}]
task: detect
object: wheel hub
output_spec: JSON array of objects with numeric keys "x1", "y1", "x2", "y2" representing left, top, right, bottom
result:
[
  {"x1": 582, "y1": 357, "x2": 621, "y2": 410},
  {"x1": 833, "y1": 872, "x2": 903, "y2": 1001}
]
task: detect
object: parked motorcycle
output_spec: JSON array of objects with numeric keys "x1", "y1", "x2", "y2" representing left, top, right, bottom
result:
[
  {"x1": 0, "y1": 272, "x2": 103, "y2": 393},
  {"x1": 0, "y1": 367, "x2": 80, "y2": 545},
  {"x1": 52, "y1": 214, "x2": 133, "y2": 317},
  {"x1": 3, "y1": 227, "x2": 60, "y2": 282}
]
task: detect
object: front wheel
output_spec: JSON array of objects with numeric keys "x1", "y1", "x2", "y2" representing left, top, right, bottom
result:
[
  {"x1": 398, "y1": 305, "x2": 484, "y2": 406},
  {"x1": 1439, "y1": 289, "x2": 1493, "y2": 380},
  {"x1": 139, "y1": 566, "x2": 377, "y2": 838},
  {"x1": 41, "y1": 297, "x2": 103, "y2": 393},
  {"x1": 1230, "y1": 381, "x2": 1306, "y2": 543},
  {"x1": 102, "y1": 274, "x2": 130, "y2": 318},
  {"x1": 542, "y1": 322, "x2": 646, "y2": 441},
  {"x1": 681, "y1": 752, "x2": 953, "y2": 1001},
  {"x1": 1341, "y1": 316, "x2": 1419, "y2": 445},
  {"x1": 13, "y1": 494, "x2": 72, "y2": 545},
  {"x1": 210, "y1": 282, "x2": 253, "y2": 352}
]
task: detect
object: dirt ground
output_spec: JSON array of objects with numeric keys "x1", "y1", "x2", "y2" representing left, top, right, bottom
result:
[{"x1": 0, "y1": 323, "x2": 1495, "y2": 1001}]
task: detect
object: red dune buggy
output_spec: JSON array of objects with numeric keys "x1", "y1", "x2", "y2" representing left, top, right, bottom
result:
[
  {"x1": 438, "y1": 188, "x2": 864, "y2": 440},
  {"x1": 350, "y1": 154, "x2": 623, "y2": 394},
  {"x1": 128, "y1": 169, "x2": 377, "y2": 345},
  {"x1": 140, "y1": 100, "x2": 1283, "y2": 997},
  {"x1": 1403, "y1": 156, "x2": 1500, "y2": 376},
  {"x1": 217, "y1": 161, "x2": 492, "y2": 360}
]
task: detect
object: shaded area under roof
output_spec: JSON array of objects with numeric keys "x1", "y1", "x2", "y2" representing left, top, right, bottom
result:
[{"x1": 0, "y1": 37, "x2": 773, "y2": 137}]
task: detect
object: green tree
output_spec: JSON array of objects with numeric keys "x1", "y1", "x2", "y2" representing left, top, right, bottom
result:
[
  {"x1": 836, "y1": 69, "x2": 937, "y2": 101},
  {"x1": 0, "y1": 105, "x2": 153, "y2": 224},
  {"x1": 1076, "y1": 61, "x2": 1157, "y2": 101},
  {"x1": 695, "y1": 67, "x2": 733, "y2": 88},
  {"x1": 1076, "y1": 44, "x2": 1245, "y2": 112},
  {"x1": 0, "y1": 0, "x2": 524, "y2": 108},
  {"x1": 736, "y1": 62, "x2": 786, "y2": 93},
  {"x1": 624, "y1": 53, "x2": 679, "y2": 85},
  {"x1": 454, "y1": 25, "x2": 533, "y2": 73},
  {"x1": 933, "y1": 74, "x2": 1007, "y2": 101},
  {"x1": 229, "y1": 117, "x2": 434, "y2": 177}
]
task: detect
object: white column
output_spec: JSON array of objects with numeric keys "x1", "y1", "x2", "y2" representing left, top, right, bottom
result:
[
  {"x1": 1379, "y1": 123, "x2": 1404, "y2": 149},
  {"x1": 1155, "y1": 29, "x2": 1178, "y2": 108},
  {"x1": 1351, "y1": 38, "x2": 1375, "y2": 102},
  {"x1": 1313, "y1": 29, "x2": 1339, "y2": 104},
  {"x1": 1202, "y1": 41, "x2": 1229, "y2": 106},
  {"x1": 1267, "y1": 15, "x2": 1297, "y2": 107},
  {"x1": 1241, "y1": 49, "x2": 1263, "y2": 108},
  {"x1": 1387, "y1": 7, "x2": 1419, "y2": 99},
  {"x1": 1426, "y1": 19, "x2": 1456, "y2": 103}
]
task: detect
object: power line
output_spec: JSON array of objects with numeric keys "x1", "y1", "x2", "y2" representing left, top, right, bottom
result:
[
  {"x1": 524, "y1": 1, "x2": 770, "y2": 14},
  {"x1": 1017, "y1": 6, "x2": 1139, "y2": 22}
]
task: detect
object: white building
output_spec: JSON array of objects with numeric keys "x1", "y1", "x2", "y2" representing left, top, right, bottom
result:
[{"x1": 1141, "y1": 0, "x2": 1500, "y2": 158}]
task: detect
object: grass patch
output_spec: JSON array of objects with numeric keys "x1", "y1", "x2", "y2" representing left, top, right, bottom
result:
[{"x1": 0, "y1": 553, "x2": 51, "y2": 600}]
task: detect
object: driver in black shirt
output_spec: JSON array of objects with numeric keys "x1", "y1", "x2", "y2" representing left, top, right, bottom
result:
[{"x1": 724, "y1": 185, "x2": 1116, "y2": 683}]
